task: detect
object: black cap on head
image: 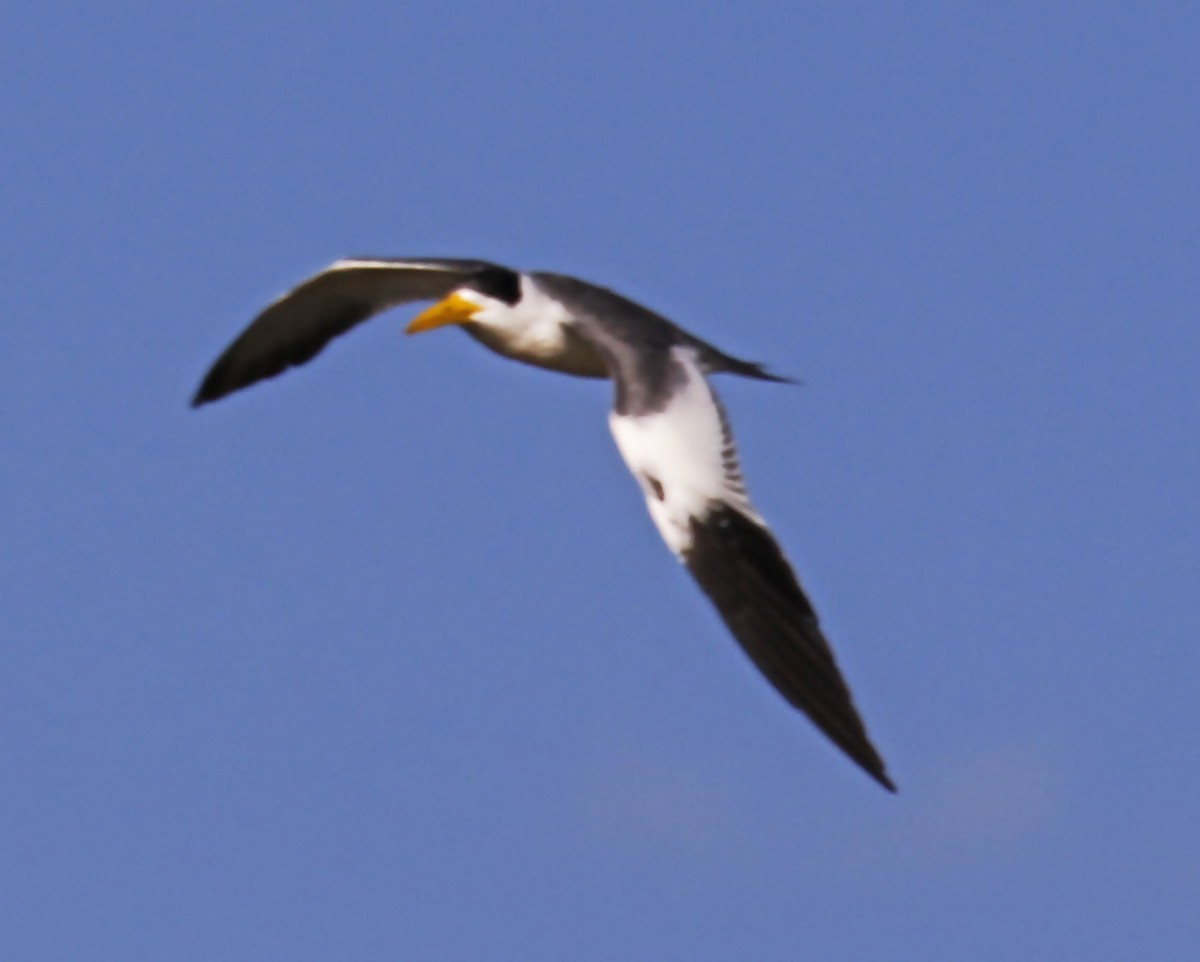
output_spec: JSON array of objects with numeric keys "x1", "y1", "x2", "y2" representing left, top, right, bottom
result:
[{"x1": 465, "y1": 265, "x2": 521, "y2": 306}]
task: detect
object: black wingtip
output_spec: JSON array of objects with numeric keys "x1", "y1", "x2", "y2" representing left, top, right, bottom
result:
[
  {"x1": 840, "y1": 737, "x2": 896, "y2": 793},
  {"x1": 190, "y1": 374, "x2": 226, "y2": 408},
  {"x1": 683, "y1": 504, "x2": 895, "y2": 793},
  {"x1": 846, "y1": 729, "x2": 897, "y2": 793},
  {"x1": 873, "y1": 769, "x2": 899, "y2": 794},
  {"x1": 759, "y1": 367, "x2": 799, "y2": 386}
]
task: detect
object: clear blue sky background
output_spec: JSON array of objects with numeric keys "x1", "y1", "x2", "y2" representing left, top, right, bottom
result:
[{"x1": 3, "y1": 3, "x2": 1198, "y2": 959}]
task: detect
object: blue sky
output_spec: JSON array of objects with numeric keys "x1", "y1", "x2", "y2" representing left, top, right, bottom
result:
[{"x1": 3, "y1": 2, "x2": 1198, "y2": 959}]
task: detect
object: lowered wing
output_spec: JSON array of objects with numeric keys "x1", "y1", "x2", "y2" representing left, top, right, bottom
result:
[{"x1": 593, "y1": 337, "x2": 895, "y2": 791}]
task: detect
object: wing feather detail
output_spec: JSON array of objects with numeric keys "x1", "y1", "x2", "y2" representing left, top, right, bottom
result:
[
  {"x1": 192, "y1": 258, "x2": 499, "y2": 405},
  {"x1": 601, "y1": 347, "x2": 894, "y2": 790},
  {"x1": 683, "y1": 505, "x2": 895, "y2": 791}
]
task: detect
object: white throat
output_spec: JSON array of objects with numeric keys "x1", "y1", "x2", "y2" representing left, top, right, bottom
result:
[{"x1": 462, "y1": 275, "x2": 607, "y2": 377}]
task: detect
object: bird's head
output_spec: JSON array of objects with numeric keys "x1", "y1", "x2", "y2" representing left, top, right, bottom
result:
[{"x1": 405, "y1": 265, "x2": 523, "y2": 334}]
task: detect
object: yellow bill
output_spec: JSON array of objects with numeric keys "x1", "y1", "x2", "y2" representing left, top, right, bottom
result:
[{"x1": 405, "y1": 292, "x2": 479, "y2": 334}]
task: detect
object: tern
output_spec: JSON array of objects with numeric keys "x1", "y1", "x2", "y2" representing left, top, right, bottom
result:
[{"x1": 193, "y1": 257, "x2": 895, "y2": 791}]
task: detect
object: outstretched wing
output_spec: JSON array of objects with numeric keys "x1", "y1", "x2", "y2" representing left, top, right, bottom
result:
[
  {"x1": 585, "y1": 333, "x2": 895, "y2": 791},
  {"x1": 192, "y1": 258, "x2": 499, "y2": 405}
]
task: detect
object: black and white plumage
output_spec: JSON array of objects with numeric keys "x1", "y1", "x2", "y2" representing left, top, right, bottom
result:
[{"x1": 193, "y1": 257, "x2": 896, "y2": 792}]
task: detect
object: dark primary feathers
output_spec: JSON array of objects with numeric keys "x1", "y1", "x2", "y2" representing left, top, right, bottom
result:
[
  {"x1": 684, "y1": 505, "x2": 896, "y2": 792},
  {"x1": 191, "y1": 258, "x2": 502, "y2": 406},
  {"x1": 589, "y1": 329, "x2": 894, "y2": 792}
]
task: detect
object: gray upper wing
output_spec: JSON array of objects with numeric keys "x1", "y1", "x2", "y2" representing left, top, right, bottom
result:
[
  {"x1": 192, "y1": 258, "x2": 500, "y2": 405},
  {"x1": 530, "y1": 272, "x2": 791, "y2": 415}
]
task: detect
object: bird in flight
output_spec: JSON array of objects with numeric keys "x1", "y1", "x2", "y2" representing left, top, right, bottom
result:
[{"x1": 193, "y1": 257, "x2": 896, "y2": 792}]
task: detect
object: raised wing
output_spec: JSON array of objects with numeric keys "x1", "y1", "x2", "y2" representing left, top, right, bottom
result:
[
  {"x1": 192, "y1": 258, "x2": 499, "y2": 405},
  {"x1": 593, "y1": 338, "x2": 895, "y2": 791}
]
